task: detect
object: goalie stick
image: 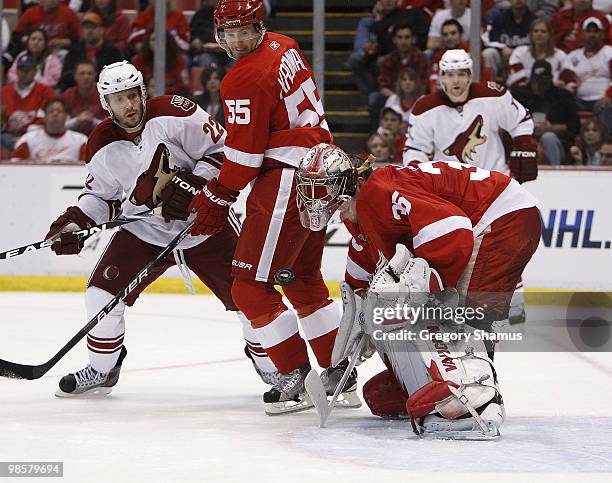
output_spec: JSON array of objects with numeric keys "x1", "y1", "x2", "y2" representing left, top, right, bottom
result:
[
  {"x1": 0, "y1": 207, "x2": 162, "y2": 261},
  {"x1": 305, "y1": 335, "x2": 367, "y2": 428},
  {"x1": 0, "y1": 218, "x2": 194, "y2": 380}
]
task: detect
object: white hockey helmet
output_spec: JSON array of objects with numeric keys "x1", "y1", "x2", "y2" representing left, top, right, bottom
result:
[
  {"x1": 97, "y1": 61, "x2": 147, "y2": 123},
  {"x1": 439, "y1": 49, "x2": 473, "y2": 76}
]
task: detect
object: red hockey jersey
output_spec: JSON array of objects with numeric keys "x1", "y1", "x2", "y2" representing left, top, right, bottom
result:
[
  {"x1": 355, "y1": 161, "x2": 537, "y2": 287},
  {"x1": 218, "y1": 32, "x2": 332, "y2": 191}
]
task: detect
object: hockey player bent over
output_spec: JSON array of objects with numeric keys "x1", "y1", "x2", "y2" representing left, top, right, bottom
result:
[
  {"x1": 296, "y1": 144, "x2": 541, "y2": 438},
  {"x1": 47, "y1": 61, "x2": 276, "y2": 397},
  {"x1": 405, "y1": 49, "x2": 538, "y2": 324},
  {"x1": 188, "y1": 0, "x2": 359, "y2": 414}
]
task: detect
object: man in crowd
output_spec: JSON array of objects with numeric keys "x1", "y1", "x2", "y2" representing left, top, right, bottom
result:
[
  {"x1": 1, "y1": 54, "x2": 56, "y2": 152},
  {"x1": 560, "y1": 17, "x2": 612, "y2": 128},
  {"x1": 12, "y1": 98, "x2": 88, "y2": 163},
  {"x1": 62, "y1": 61, "x2": 108, "y2": 135},
  {"x1": 58, "y1": 12, "x2": 122, "y2": 91},
  {"x1": 512, "y1": 60, "x2": 580, "y2": 165}
]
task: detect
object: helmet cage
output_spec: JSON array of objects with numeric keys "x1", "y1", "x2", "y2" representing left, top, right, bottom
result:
[{"x1": 295, "y1": 167, "x2": 357, "y2": 232}]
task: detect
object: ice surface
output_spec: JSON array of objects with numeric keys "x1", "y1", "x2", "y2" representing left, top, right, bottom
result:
[{"x1": 1, "y1": 293, "x2": 611, "y2": 483}]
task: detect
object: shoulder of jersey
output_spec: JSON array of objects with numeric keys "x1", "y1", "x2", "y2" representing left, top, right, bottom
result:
[
  {"x1": 468, "y1": 81, "x2": 507, "y2": 100},
  {"x1": 410, "y1": 91, "x2": 449, "y2": 116},
  {"x1": 145, "y1": 95, "x2": 197, "y2": 119},
  {"x1": 86, "y1": 118, "x2": 120, "y2": 164},
  {"x1": 359, "y1": 166, "x2": 394, "y2": 202}
]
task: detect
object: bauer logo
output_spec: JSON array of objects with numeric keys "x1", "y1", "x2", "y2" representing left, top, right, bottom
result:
[
  {"x1": 540, "y1": 209, "x2": 611, "y2": 250},
  {"x1": 232, "y1": 259, "x2": 253, "y2": 270}
]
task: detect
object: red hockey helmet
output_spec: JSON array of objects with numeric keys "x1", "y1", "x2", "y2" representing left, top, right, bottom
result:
[
  {"x1": 214, "y1": 0, "x2": 266, "y2": 59},
  {"x1": 214, "y1": 0, "x2": 265, "y2": 29}
]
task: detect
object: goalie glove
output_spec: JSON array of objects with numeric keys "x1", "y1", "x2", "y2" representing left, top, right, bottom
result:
[
  {"x1": 45, "y1": 206, "x2": 96, "y2": 255},
  {"x1": 188, "y1": 178, "x2": 238, "y2": 236},
  {"x1": 509, "y1": 135, "x2": 538, "y2": 183},
  {"x1": 160, "y1": 171, "x2": 206, "y2": 223}
]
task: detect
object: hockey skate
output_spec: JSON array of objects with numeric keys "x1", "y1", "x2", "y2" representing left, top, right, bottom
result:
[
  {"x1": 416, "y1": 395, "x2": 506, "y2": 441},
  {"x1": 263, "y1": 363, "x2": 313, "y2": 416},
  {"x1": 321, "y1": 359, "x2": 362, "y2": 409},
  {"x1": 243, "y1": 345, "x2": 281, "y2": 386},
  {"x1": 55, "y1": 347, "x2": 127, "y2": 398}
]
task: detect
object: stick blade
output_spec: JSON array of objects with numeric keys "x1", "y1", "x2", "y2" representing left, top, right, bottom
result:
[
  {"x1": 0, "y1": 359, "x2": 42, "y2": 380},
  {"x1": 304, "y1": 369, "x2": 331, "y2": 428}
]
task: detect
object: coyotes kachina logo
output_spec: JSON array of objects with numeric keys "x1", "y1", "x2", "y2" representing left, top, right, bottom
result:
[{"x1": 443, "y1": 114, "x2": 487, "y2": 163}]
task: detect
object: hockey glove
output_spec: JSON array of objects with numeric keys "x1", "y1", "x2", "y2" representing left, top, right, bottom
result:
[
  {"x1": 160, "y1": 171, "x2": 206, "y2": 223},
  {"x1": 509, "y1": 136, "x2": 538, "y2": 183},
  {"x1": 45, "y1": 206, "x2": 96, "y2": 255},
  {"x1": 188, "y1": 178, "x2": 238, "y2": 236}
]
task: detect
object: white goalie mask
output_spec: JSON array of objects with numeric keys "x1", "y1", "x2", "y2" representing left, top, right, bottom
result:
[{"x1": 295, "y1": 143, "x2": 359, "y2": 231}]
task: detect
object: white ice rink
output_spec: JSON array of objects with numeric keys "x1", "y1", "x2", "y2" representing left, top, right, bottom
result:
[{"x1": 1, "y1": 292, "x2": 612, "y2": 483}]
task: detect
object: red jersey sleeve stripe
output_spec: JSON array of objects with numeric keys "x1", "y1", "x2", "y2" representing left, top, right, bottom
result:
[
  {"x1": 346, "y1": 256, "x2": 372, "y2": 283},
  {"x1": 264, "y1": 146, "x2": 311, "y2": 167},
  {"x1": 413, "y1": 216, "x2": 473, "y2": 249},
  {"x1": 224, "y1": 146, "x2": 264, "y2": 167}
]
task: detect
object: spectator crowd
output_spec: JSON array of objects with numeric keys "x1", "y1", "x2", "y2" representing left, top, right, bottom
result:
[
  {"x1": 0, "y1": 0, "x2": 241, "y2": 163},
  {"x1": 0, "y1": 0, "x2": 610, "y2": 166},
  {"x1": 350, "y1": 0, "x2": 612, "y2": 165}
]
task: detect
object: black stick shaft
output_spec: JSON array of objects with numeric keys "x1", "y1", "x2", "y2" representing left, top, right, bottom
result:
[
  {"x1": 0, "y1": 220, "x2": 194, "y2": 380},
  {"x1": 0, "y1": 208, "x2": 159, "y2": 261}
]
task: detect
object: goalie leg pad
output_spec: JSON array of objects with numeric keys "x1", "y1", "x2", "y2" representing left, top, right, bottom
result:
[{"x1": 362, "y1": 369, "x2": 409, "y2": 418}]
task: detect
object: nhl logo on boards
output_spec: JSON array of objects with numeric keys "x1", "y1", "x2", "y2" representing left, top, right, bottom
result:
[
  {"x1": 269, "y1": 41, "x2": 280, "y2": 50},
  {"x1": 274, "y1": 269, "x2": 295, "y2": 286}
]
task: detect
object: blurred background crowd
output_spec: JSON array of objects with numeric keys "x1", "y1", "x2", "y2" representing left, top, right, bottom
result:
[{"x1": 0, "y1": 0, "x2": 610, "y2": 166}]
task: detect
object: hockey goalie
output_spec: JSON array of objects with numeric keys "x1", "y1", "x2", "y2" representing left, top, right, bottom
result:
[{"x1": 295, "y1": 143, "x2": 542, "y2": 439}]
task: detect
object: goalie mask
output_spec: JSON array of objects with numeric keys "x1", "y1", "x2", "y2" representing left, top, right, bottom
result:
[{"x1": 296, "y1": 143, "x2": 362, "y2": 231}]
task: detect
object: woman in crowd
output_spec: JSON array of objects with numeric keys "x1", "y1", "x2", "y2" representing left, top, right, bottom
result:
[
  {"x1": 507, "y1": 19, "x2": 566, "y2": 87},
  {"x1": 383, "y1": 68, "x2": 425, "y2": 135},
  {"x1": 570, "y1": 117, "x2": 610, "y2": 165},
  {"x1": 8, "y1": 29, "x2": 62, "y2": 88},
  {"x1": 132, "y1": 31, "x2": 188, "y2": 96},
  {"x1": 90, "y1": 0, "x2": 131, "y2": 53},
  {"x1": 195, "y1": 64, "x2": 226, "y2": 127}
]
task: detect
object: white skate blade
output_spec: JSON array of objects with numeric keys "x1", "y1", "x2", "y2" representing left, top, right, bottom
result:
[
  {"x1": 55, "y1": 386, "x2": 113, "y2": 398},
  {"x1": 421, "y1": 420, "x2": 501, "y2": 441},
  {"x1": 333, "y1": 390, "x2": 362, "y2": 409},
  {"x1": 305, "y1": 369, "x2": 330, "y2": 427},
  {"x1": 264, "y1": 394, "x2": 313, "y2": 416}
]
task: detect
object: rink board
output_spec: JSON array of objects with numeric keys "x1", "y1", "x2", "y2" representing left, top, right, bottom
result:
[{"x1": 0, "y1": 164, "x2": 611, "y2": 292}]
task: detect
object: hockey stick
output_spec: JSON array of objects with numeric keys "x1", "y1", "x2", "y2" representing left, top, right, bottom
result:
[
  {"x1": 0, "y1": 219, "x2": 194, "y2": 380},
  {"x1": 0, "y1": 207, "x2": 162, "y2": 261},
  {"x1": 305, "y1": 335, "x2": 366, "y2": 428}
]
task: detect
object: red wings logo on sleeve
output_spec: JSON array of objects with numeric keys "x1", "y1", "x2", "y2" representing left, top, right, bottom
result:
[{"x1": 443, "y1": 115, "x2": 487, "y2": 164}]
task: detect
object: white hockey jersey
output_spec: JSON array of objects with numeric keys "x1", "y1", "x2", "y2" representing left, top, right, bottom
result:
[
  {"x1": 11, "y1": 128, "x2": 87, "y2": 163},
  {"x1": 78, "y1": 95, "x2": 226, "y2": 249},
  {"x1": 560, "y1": 45, "x2": 612, "y2": 102},
  {"x1": 404, "y1": 81, "x2": 534, "y2": 173}
]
